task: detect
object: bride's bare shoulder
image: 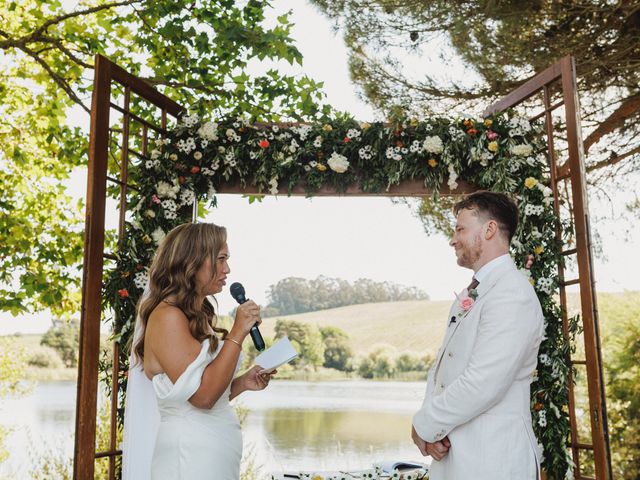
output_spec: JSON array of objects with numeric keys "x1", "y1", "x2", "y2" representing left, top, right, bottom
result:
[{"x1": 147, "y1": 302, "x2": 189, "y2": 333}]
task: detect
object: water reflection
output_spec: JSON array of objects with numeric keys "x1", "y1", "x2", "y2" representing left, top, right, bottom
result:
[{"x1": 1, "y1": 380, "x2": 427, "y2": 477}]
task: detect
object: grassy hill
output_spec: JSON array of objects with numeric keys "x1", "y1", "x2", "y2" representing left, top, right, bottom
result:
[{"x1": 260, "y1": 299, "x2": 453, "y2": 358}]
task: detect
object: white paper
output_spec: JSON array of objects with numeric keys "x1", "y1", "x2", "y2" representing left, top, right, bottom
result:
[
  {"x1": 374, "y1": 460, "x2": 424, "y2": 473},
  {"x1": 255, "y1": 336, "x2": 298, "y2": 372}
]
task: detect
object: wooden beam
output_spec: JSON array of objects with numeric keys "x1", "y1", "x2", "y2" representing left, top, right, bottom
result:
[
  {"x1": 561, "y1": 55, "x2": 612, "y2": 480},
  {"x1": 73, "y1": 54, "x2": 112, "y2": 480},
  {"x1": 483, "y1": 57, "x2": 565, "y2": 117}
]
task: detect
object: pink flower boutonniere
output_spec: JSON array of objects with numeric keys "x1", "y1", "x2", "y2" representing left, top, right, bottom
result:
[{"x1": 454, "y1": 288, "x2": 479, "y2": 318}]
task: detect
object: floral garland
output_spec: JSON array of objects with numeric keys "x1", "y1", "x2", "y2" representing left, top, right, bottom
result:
[{"x1": 105, "y1": 111, "x2": 577, "y2": 479}]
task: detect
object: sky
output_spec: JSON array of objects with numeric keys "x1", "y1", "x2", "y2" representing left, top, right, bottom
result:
[{"x1": 1, "y1": 0, "x2": 639, "y2": 334}]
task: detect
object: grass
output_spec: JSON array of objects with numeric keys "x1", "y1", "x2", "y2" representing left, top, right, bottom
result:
[
  {"x1": 3, "y1": 292, "x2": 638, "y2": 383},
  {"x1": 260, "y1": 299, "x2": 452, "y2": 358}
]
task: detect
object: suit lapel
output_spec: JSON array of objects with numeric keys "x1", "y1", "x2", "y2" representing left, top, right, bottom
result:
[{"x1": 433, "y1": 258, "x2": 518, "y2": 380}]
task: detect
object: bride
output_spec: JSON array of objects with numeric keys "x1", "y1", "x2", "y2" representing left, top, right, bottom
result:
[{"x1": 122, "y1": 222, "x2": 274, "y2": 480}]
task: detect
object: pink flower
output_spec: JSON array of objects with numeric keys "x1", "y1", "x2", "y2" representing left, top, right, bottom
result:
[
  {"x1": 460, "y1": 296, "x2": 475, "y2": 311},
  {"x1": 486, "y1": 130, "x2": 498, "y2": 141},
  {"x1": 151, "y1": 194, "x2": 161, "y2": 204}
]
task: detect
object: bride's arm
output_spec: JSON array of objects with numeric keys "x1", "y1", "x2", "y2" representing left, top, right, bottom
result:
[{"x1": 147, "y1": 304, "x2": 255, "y2": 409}]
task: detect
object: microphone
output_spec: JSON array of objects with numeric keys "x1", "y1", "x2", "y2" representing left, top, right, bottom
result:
[{"x1": 229, "y1": 282, "x2": 265, "y2": 351}]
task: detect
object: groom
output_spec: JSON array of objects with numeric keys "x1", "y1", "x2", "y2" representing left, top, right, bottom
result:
[{"x1": 412, "y1": 191, "x2": 544, "y2": 479}]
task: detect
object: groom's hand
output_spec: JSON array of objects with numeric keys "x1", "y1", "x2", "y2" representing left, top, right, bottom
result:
[
  {"x1": 412, "y1": 426, "x2": 450, "y2": 461},
  {"x1": 411, "y1": 426, "x2": 429, "y2": 456}
]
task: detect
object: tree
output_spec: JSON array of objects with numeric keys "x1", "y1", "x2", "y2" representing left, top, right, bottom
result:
[
  {"x1": 0, "y1": 0, "x2": 329, "y2": 318},
  {"x1": 0, "y1": 336, "x2": 29, "y2": 465},
  {"x1": 40, "y1": 318, "x2": 80, "y2": 367},
  {"x1": 312, "y1": 0, "x2": 640, "y2": 216},
  {"x1": 274, "y1": 319, "x2": 325, "y2": 369},
  {"x1": 603, "y1": 305, "x2": 640, "y2": 478},
  {"x1": 266, "y1": 275, "x2": 429, "y2": 314},
  {"x1": 319, "y1": 325, "x2": 353, "y2": 371}
]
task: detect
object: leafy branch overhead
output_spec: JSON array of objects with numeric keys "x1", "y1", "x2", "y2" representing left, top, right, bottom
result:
[
  {"x1": 311, "y1": 0, "x2": 640, "y2": 186},
  {"x1": 0, "y1": 0, "x2": 329, "y2": 316}
]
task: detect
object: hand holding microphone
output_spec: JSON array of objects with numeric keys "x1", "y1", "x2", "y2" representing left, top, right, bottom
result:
[{"x1": 230, "y1": 282, "x2": 266, "y2": 351}]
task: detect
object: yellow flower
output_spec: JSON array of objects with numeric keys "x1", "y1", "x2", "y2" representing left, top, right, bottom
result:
[
  {"x1": 311, "y1": 476, "x2": 323, "y2": 480},
  {"x1": 484, "y1": 119, "x2": 493, "y2": 127},
  {"x1": 322, "y1": 124, "x2": 333, "y2": 132},
  {"x1": 142, "y1": 235, "x2": 152, "y2": 244},
  {"x1": 488, "y1": 141, "x2": 498, "y2": 152},
  {"x1": 169, "y1": 153, "x2": 178, "y2": 161},
  {"x1": 410, "y1": 117, "x2": 419, "y2": 127},
  {"x1": 428, "y1": 158, "x2": 438, "y2": 168},
  {"x1": 360, "y1": 122, "x2": 371, "y2": 130},
  {"x1": 316, "y1": 164, "x2": 327, "y2": 171},
  {"x1": 534, "y1": 245, "x2": 544, "y2": 255},
  {"x1": 525, "y1": 177, "x2": 538, "y2": 189}
]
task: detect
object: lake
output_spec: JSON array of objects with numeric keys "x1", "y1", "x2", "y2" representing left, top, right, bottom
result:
[{"x1": 0, "y1": 380, "x2": 429, "y2": 478}]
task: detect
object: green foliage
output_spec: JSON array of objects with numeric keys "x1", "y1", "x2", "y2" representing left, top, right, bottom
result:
[
  {"x1": 311, "y1": 0, "x2": 640, "y2": 190},
  {"x1": 395, "y1": 352, "x2": 433, "y2": 373},
  {"x1": 27, "y1": 345, "x2": 65, "y2": 369},
  {"x1": 0, "y1": 0, "x2": 329, "y2": 318},
  {"x1": 40, "y1": 319, "x2": 79, "y2": 368},
  {"x1": 319, "y1": 326, "x2": 353, "y2": 371},
  {"x1": 0, "y1": 336, "x2": 30, "y2": 469},
  {"x1": 358, "y1": 346, "x2": 396, "y2": 379},
  {"x1": 274, "y1": 319, "x2": 325, "y2": 369},
  {"x1": 600, "y1": 293, "x2": 640, "y2": 479},
  {"x1": 267, "y1": 275, "x2": 429, "y2": 315}
]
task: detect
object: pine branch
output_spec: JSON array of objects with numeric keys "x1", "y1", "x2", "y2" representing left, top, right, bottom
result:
[{"x1": 583, "y1": 92, "x2": 640, "y2": 153}]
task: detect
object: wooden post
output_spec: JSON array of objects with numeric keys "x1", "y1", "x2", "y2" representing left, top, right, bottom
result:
[
  {"x1": 73, "y1": 54, "x2": 112, "y2": 480},
  {"x1": 560, "y1": 56, "x2": 612, "y2": 480}
]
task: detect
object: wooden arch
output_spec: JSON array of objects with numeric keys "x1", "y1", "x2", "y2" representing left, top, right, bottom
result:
[{"x1": 73, "y1": 54, "x2": 611, "y2": 479}]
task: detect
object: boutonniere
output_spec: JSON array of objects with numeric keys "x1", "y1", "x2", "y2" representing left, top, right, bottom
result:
[{"x1": 454, "y1": 287, "x2": 479, "y2": 318}]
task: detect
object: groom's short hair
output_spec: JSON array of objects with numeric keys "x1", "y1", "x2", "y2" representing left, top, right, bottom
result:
[{"x1": 454, "y1": 191, "x2": 519, "y2": 243}]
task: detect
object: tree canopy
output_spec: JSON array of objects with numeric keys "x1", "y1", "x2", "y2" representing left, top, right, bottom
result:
[
  {"x1": 0, "y1": 0, "x2": 328, "y2": 317},
  {"x1": 265, "y1": 275, "x2": 429, "y2": 316},
  {"x1": 312, "y1": 0, "x2": 640, "y2": 201}
]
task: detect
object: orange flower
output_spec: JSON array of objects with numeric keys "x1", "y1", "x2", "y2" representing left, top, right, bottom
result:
[
  {"x1": 428, "y1": 158, "x2": 438, "y2": 168},
  {"x1": 343, "y1": 137, "x2": 351, "y2": 143},
  {"x1": 467, "y1": 128, "x2": 478, "y2": 136},
  {"x1": 190, "y1": 166, "x2": 200, "y2": 174},
  {"x1": 463, "y1": 119, "x2": 474, "y2": 128},
  {"x1": 118, "y1": 288, "x2": 129, "y2": 298},
  {"x1": 534, "y1": 402, "x2": 544, "y2": 411},
  {"x1": 396, "y1": 140, "x2": 404, "y2": 148},
  {"x1": 258, "y1": 139, "x2": 270, "y2": 149},
  {"x1": 178, "y1": 176, "x2": 186, "y2": 184}
]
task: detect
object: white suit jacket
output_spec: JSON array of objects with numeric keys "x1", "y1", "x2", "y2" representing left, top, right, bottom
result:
[{"x1": 413, "y1": 257, "x2": 544, "y2": 480}]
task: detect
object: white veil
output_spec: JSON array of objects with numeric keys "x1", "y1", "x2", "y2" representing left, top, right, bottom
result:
[{"x1": 122, "y1": 289, "x2": 159, "y2": 480}]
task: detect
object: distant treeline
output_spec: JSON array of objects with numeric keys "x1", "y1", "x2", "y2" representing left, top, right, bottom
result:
[{"x1": 263, "y1": 275, "x2": 429, "y2": 317}]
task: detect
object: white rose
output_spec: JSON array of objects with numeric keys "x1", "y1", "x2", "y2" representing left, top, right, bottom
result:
[
  {"x1": 151, "y1": 227, "x2": 165, "y2": 245},
  {"x1": 512, "y1": 144, "x2": 533, "y2": 156},
  {"x1": 328, "y1": 152, "x2": 349, "y2": 173},
  {"x1": 423, "y1": 135, "x2": 444, "y2": 154}
]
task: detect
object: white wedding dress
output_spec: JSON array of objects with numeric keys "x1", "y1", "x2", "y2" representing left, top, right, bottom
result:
[{"x1": 122, "y1": 335, "x2": 243, "y2": 480}]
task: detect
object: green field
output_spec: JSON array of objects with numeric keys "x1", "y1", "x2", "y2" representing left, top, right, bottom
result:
[
  {"x1": 3, "y1": 291, "x2": 639, "y2": 381},
  {"x1": 259, "y1": 299, "x2": 452, "y2": 358}
]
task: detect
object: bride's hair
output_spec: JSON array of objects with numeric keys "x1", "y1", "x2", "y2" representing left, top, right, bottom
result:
[{"x1": 133, "y1": 222, "x2": 229, "y2": 360}]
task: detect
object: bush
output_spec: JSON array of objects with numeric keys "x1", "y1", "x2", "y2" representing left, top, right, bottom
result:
[
  {"x1": 27, "y1": 346, "x2": 65, "y2": 369},
  {"x1": 320, "y1": 326, "x2": 353, "y2": 371},
  {"x1": 358, "y1": 347, "x2": 396, "y2": 379},
  {"x1": 41, "y1": 319, "x2": 79, "y2": 368}
]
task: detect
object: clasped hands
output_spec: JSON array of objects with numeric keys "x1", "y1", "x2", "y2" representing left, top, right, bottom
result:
[{"x1": 411, "y1": 426, "x2": 450, "y2": 461}]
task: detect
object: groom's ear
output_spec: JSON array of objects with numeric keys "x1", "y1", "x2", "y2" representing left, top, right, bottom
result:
[{"x1": 484, "y1": 220, "x2": 499, "y2": 240}]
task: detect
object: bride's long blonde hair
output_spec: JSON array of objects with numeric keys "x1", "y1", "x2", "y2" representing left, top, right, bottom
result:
[{"x1": 133, "y1": 222, "x2": 229, "y2": 360}]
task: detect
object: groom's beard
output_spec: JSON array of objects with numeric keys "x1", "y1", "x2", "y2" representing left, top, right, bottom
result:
[{"x1": 456, "y1": 233, "x2": 483, "y2": 269}]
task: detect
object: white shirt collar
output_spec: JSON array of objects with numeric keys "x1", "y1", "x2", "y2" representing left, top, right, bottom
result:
[{"x1": 474, "y1": 253, "x2": 511, "y2": 284}]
